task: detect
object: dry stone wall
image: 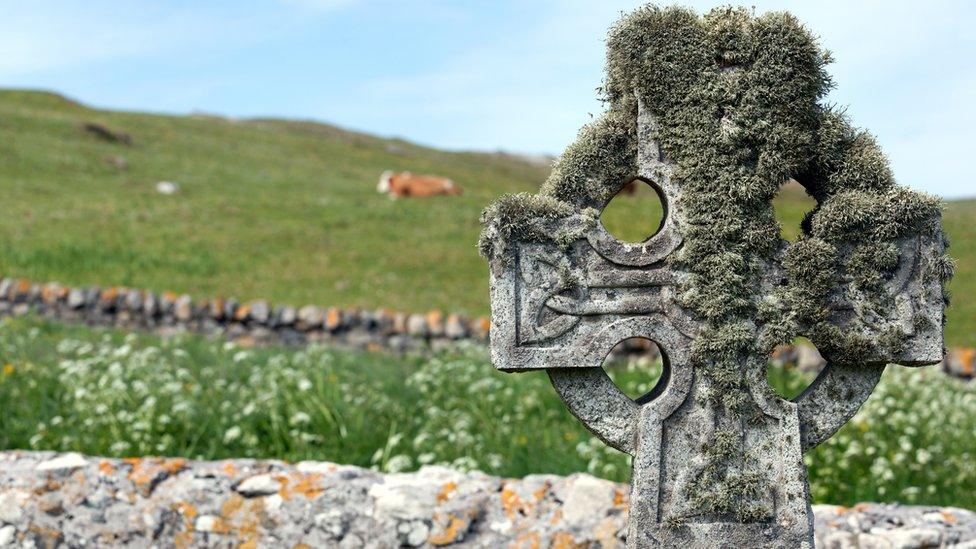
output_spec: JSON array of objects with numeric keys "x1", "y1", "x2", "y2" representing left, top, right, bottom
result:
[
  {"x1": 0, "y1": 451, "x2": 973, "y2": 548},
  {"x1": 0, "y1": 277, "x2": 972, "y2": 380},
  {"x1": 0, "y1": 278, "x2": 490, "y2": 354}
]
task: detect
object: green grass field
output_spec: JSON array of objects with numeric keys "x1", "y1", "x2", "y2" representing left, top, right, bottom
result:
[
  {"x1": 0, "y1": 89, "x2": 972, "y2": 344},
  {"x1": 1, "y1": 316, "x2": 973, "y2": 507}
]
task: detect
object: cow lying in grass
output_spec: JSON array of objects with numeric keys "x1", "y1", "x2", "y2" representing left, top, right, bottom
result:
[{"x1": 377, "y1": 171, "x2": 461, "y2": 198}]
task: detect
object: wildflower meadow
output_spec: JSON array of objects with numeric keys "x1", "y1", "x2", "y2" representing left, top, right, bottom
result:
[{"x1": 1, "y1": 316, "x2": 973, "y2": 507}]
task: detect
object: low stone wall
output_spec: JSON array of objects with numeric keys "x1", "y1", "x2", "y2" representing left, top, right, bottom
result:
[
  {"x1": 1, "y1": 277, "x2": 973, "y2": 380},
  {"x1": 0, "y1": 278, "x2": 490, "y2": 354},
  {"x1": 0, "y1": 451, "x2": 973, "y2": 548}
]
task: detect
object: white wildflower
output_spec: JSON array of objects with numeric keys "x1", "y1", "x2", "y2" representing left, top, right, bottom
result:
[{"x1": 223, "y1": 426, "x2": 242, "y2": 443}]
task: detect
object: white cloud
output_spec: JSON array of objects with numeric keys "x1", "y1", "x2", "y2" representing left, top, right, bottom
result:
[
  {"x1": 0, "y1": 1, "x2": 304, "y2": 76},
  {"x1": 0, "y1": 2, "x2": 171, "y2": 74},
  {"x1": 323, "y1": 0, "x2": 630, "y2": 153}
]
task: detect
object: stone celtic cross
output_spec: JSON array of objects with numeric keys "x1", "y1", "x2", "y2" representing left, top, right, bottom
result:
[{"x1": 480, "y1": 6, "x2": 951, "y2": 548}]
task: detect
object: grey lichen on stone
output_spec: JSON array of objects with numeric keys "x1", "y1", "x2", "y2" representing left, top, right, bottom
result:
[{"x1": 481, "y1": 4, "x2": 951, "y2": 548}]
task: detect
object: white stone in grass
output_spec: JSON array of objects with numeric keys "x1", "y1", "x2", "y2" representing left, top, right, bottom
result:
[
  {"x1": 235, "y1": 474, "x2": 282, "y2": 497},
  {"x1": 36, "y1": 453, "x2": 88, "y2": 472},
  {"x1": 155, "y1": 181, "x2": 180, "y2": 195}
]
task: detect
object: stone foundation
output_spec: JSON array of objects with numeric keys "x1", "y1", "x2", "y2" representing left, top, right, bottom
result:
[{"x1": 0, "y1": 451, "x2": 973, "y2": 548}]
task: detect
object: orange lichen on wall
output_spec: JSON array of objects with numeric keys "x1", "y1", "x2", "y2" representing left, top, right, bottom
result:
[
  {"x1": 427, "y1": 513, "x2": 467, "y2": 545},
  {"x1": 326, "y1": 307, "x2": 342, "y2": 330},
  {"x1": 550, "y1": 532, "x2": 586, "y2": 549},
  {"x1": 437, "y1": 481, "x2": 458, "y2": 503},
  {"x1": 98, "y1": 460, "x2": 115, "y2": 476},
  {"x1": 222, "y1": 461, "x2": 237, "y2": 477},
  {"x1": 501, "y1": 486, "x2": 523, "y2": 519},
  {"x1": 124, "y1": 457, "x2": 187, "y2": 496},
  {"x1": 221, "y1": 494, "x2": 245, "y2": 519},
  {"x1": 289, "y1": 473, "x2": 325, "y2": 499},
  {"x1": 957, "y1": 348, "x2": 975, "y2": 375},
  {"x1": 508, "y1": 531, "x2": 541, "y2": 549}
]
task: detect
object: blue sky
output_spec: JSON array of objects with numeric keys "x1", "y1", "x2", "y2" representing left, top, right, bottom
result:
[{"x1": 2, "y1": 0, "x2": 973, "y2": 198}]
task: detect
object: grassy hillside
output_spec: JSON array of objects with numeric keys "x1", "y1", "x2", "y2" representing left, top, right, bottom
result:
[{"x1": 0, "y1": 90, "x2": 972, "y2": 344}]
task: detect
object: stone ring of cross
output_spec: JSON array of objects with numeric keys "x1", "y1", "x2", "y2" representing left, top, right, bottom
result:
[{"x1": 480, "y1": 6, "x2": 951, "y2": 549}]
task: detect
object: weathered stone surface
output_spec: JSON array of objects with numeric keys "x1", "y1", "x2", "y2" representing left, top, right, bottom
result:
[
  {"x1": 426, "y1": 310, "x2": 445, "y2": 337},
  {"x1": 278, "y1": 305, "x2": 297, "y2": 326},
  {"x1": 66, "y1": 288, "x2": 85, "y2": 309},
  {"x1": 40, "y1": 283, "x2": 63, "y2": 305},
  {"x1": 481, "y1": 7, "x2": 949, "y2": 548},
  {"x1": 174, "y1": 294, "x2": 193, "y2": 321},
  {"x1": 125, "y1": 289, "x2": 143, "y2": 312},
  {"x1": 407, "y1": 314, "x2": 429, "y2": 337},
  {"x1": 158, "y1": 291, "x2": 176, "y2": 314},
  {"x1": 0, "y1": 452, "x2": 971, "y2": 548},
  {"x1": 142, "y1": 291, "x2": 158, "y2": 317},
  {"x1": 297, "y1": 305, "x2": 324, "y2": 330},
  {"x1": 34, "y1": 452, "x2": 88, "y2": 472},
  {"x1": 814, "y1": 504, "x2": 976, "y2": 548},
  {"x1": 98, "y1": 287, "x2": 119, "y2": 310},
  {"x1": 445, "y1": 314, "x2": 468, "y2": 340},
  {"x1": 0, "y1": 524, "x2": 14, "y2": 546},
  {"x1": 234, "y1": 473, "x2": 282, "y2": 497},
  {"x1": 247, "y1": 299, "x2": 271, "y2": 324},
  {"x1": 393, "y1": 312, "x2": 409, "y2": 334},
  {"x1": 223, "y1": 298, "x2": 239, "y2": 320},
  {"x1": 472, "y1": 317, "x2": 491, "y2": 341},
  {"x1": 325, "y1": 306, "x2": 343, "y2": 332}
]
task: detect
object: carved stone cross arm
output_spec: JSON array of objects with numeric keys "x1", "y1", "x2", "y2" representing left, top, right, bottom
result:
[{"x1": 481, "y1": 7, "x2": 950, "y2": 548}]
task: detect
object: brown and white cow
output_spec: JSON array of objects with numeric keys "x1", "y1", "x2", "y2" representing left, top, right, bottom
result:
[{"x1": 377, "y1": 171, "x2": 461, "y2": 198}]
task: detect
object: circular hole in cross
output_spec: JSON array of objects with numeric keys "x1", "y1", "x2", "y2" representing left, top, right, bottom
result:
[
  {"x1": 600, "y1": 179, "x2": 666, "y2": 243},
  {"x1": 773, "y1": 179, "x2": 818, "y2": 242},
  {"x1": 603, "y1": 337, "x2": 668, "y2": 403},
  {"x1": 766, "y1": 338, "x2": 826, "y2": 400}
]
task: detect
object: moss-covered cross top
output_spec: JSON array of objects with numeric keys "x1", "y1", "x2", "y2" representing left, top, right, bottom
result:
[{"x1": 480, "y1": 5, "x2": 952, "y2": 548}]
